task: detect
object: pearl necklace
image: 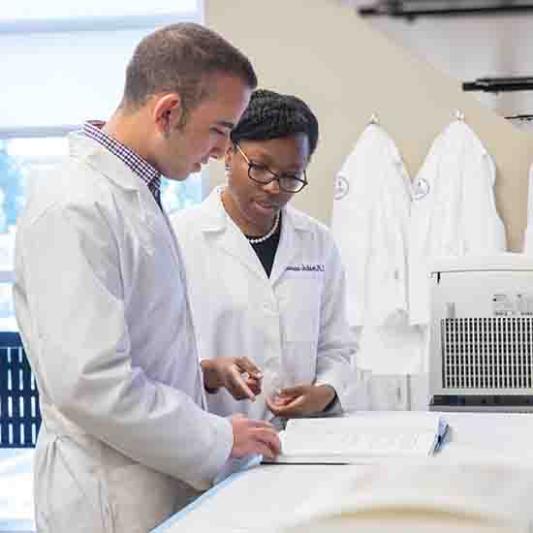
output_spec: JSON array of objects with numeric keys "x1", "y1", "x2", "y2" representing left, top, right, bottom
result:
[{"x1": 247, "y1": 211, "x2": 281, "y2": 244}]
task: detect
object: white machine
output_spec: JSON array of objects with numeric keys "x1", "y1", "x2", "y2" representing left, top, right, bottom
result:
[{"x1": 429, "y1": 254, "x2": 533, "y2": 412}]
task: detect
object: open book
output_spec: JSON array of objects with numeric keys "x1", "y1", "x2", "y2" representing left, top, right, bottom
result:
[{"x1": 273, "y1": 412, "x2": 448, "y2": 464}]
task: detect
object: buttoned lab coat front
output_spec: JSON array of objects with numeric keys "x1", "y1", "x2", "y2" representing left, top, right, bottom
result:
[
  {"x1": 331, "y1": 123, "x2": 411, "y2": 328},
  {"x1": 408, "y1": 120, "x2": 506, "y2": 325},
  {"x1": 171, "y1": 188, "x2": 356, "y2": 421},
  {"x1": 330, "y1": 124, "x2": 424, "y2": 376},
  {"x1": 13, "y1": 134, "x2": 233, "y2": 533}
]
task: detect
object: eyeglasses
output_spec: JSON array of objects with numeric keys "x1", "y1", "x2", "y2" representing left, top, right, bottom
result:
[{"x1": 235, "y1": 144, "x2": 308, "y2": 193}]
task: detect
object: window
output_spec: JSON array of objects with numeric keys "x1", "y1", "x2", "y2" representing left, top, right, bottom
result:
[
  {"x1": 0, "y1": 137, "x2": 66, "y2": 330},
  {"x1": 0, "y1": 1, "x2": 205, "y2": 331},
  {"x1": 1, "y1": 0, "x2": 199, "y2": 20},
  {"x1": 0, "y1": 1, "x2": 203, "y2": 130}
]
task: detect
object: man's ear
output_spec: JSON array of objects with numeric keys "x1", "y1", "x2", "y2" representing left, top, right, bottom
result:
[{"x1": 153, "y1": 93, "x2": 183, "y2": 136}]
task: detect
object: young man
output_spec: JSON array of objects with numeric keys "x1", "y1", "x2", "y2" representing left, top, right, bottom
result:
[{"x1": 14, "y1": 23, "x2": 280, "y2": 533}]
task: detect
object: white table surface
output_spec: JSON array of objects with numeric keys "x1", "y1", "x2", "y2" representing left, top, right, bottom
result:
[
  {"x1": 0, "y1": 448, "x2": 34, "y2": 532},
  {"x1": 4, "y1": 412, "x2": 532, "y2": 533},
  {"x1": 154, "y1": 412, "x2": 533, "y2": 533}
]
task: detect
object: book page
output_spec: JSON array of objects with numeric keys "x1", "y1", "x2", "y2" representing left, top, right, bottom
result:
[{"x1": 277, "y1": 412, "x2": 445, "y2": 462}]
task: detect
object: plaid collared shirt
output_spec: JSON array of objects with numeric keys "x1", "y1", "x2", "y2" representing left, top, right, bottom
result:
[{"x1": 82, "y1": 121, "x2": 162, "y2": 208}]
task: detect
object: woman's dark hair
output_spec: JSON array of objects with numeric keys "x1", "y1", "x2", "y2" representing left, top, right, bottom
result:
[{"x1": 230, "y1": 89, "x2": 319, "y2": 156}]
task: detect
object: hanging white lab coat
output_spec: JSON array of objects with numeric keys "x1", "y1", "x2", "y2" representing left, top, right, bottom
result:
[
  {"x1": 13, "y1": 133, "x2": 233, "y2": 533},
  {"x1": 170, "y1": 188, "x2": 356, "y2": 421},
  {"x1": 408, "y1": 120, "x2": 506, "y2": 325},
  {"x1": 330, "y1": 123, "x2": 411, "y2": 328}
]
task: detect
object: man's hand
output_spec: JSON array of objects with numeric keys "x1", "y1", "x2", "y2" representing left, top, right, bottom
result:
[
  {"x1": 266, "y1": 384, "x2": 336, "y2": 417},
  {"x1": 230, "y1": 414, "x2": 281, "y2": 461},
  {"x1": 201, "y1": 357, "x2": 262, "y2": 401}
]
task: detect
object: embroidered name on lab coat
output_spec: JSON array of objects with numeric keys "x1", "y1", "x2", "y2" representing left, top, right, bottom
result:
[{"x1": 286, "y1": 264, "x2": 325, "y2": 273}]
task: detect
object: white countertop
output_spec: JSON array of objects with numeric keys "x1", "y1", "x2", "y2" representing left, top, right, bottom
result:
[{"x1": 155, "y1": 412, "x2": 533, "y2": 533}]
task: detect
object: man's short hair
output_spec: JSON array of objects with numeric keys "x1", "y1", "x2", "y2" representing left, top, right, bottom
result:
[{"x1": 123, "y1": 23, "x2": 257, "y2": 117}]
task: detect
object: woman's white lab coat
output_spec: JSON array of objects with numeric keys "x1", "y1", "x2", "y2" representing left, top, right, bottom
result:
[
  {"x1": 13, "y1": 133, "x2": 233, "y2": 532},
  {"x1": 171, "y1": 188, "x2": 356, "y2": 421}
]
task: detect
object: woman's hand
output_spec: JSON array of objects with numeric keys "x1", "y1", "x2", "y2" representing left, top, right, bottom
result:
[
  {"x1": 266, "y1": 384, "x2": 336, "y2": 417},
  {"x1": 201, "y1": 357, "x2": 262, "y2": 400}
]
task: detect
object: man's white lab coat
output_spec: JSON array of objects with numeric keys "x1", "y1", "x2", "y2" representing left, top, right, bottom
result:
[
  {"x1": 171, "y1": 188, "x2": 355, "y2": 421},
  {"x1": 13, "y1": 133, "x2": 233, "y2": 532}
]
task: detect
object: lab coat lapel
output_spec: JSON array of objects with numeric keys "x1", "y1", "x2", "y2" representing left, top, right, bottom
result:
[
  {"x1": 151, "y1": 194, "x2": 185, "y2": 270},
  {"x1": 79, "y1": 133, "x2": 183, "y2": 267},
  {"x1": 201, "y1": 189, "x2": 266, "y2": 282},
  {"x1": 216, "y1": 222, "x2": 267, "y2": 281}
]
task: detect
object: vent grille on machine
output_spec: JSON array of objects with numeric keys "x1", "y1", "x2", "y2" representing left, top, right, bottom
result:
[{"x1": 441, "y1": 317, "x2": 533, "y2": 390}]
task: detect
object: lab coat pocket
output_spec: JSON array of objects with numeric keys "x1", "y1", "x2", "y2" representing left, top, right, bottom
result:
[
  {"x1": 34, "y1": 434, "x2": 112, "y2": 533},
  {"x1": 278, "y1": 273, "x2": 323, "y2": 385},
  {"x1": 280, "y1": 272, "x2": 323, "y2": 342},
  {"x1": 106, "y1": 461, "x2": 199, "y2": 532}
]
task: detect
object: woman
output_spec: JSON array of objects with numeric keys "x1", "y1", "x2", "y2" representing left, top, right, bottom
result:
[{"x1": 171, "y1": 89, "x2": 355, "y2": 421}]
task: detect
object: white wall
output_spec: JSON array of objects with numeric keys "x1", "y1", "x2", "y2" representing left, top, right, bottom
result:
[
  {"x1": 362, "y1": 10, "x2": 533, "y2": 120},
  {"x1": 206, "y1": 0, "x2": 533, "y2": 251}
]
